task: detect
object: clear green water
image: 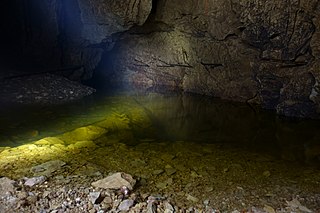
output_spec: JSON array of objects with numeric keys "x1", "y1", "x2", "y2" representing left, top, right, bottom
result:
[
  {"x1": 0, "y1": 90, "x2": 319, "y2": 211},
  {"x1": 0, "y1": 90, "x2": 319, "y2": 167}
]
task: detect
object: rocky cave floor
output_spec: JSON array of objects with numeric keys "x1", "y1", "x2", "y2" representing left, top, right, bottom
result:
[
  {"x1": 0, "y1": 71, "x2": 95, "y2": 107},
  {"x1": 0, "y1": 123, "x2": 319, "y2": 213},
  {"x1": 0, "y1": 73, "x2": 319, "y2": 212}
]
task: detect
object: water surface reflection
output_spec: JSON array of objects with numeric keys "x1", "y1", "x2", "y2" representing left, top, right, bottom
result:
[{"x1": 0, "y1": 90, "x2": 319, "y2": 166}]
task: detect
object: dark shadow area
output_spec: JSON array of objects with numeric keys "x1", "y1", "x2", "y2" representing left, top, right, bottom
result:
[
  {"x1": 0, "y1": 0, "x2": 84, "y2": 77},
  {"x1": 0, "y1": 0, "x2": 24, "y2": 70},
  {"x1": 84, "y1": 50, "x2": 116, "y2": 91}
]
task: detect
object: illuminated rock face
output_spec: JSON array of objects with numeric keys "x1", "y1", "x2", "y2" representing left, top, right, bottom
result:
[
  {"x1": 3, "y1": 0, "x2": 320, "y2": 118},
  {"x1": 61, "y1": 0, "x2": 152, "y2": 79},
  {"x1": 109, "y1": 0, "x2": 320, "y2": 118},
  {"x1": 8, "y1": 0, "x2": 152, "y2": 79},
  {"x1": 78, "y1": 0, "x2": 152, "y2": 43}
]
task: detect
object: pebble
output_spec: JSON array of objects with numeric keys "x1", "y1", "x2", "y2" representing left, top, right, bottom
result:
[
  {"x1": 24, "y1": 176, "x2": 46, "y2": 187},
  {"x1": 161, "y1": 154, "x2": 176, "y2": 162},
  {"x1": 147, "y1": 202, "x2": 157, "y2": 213},
  {"x1": 89, "y1": 192, "x2": 102, "y2": 204},
  {"x1": 205, "y1": 187, "x2": 214, "y2": 192},
  {"x1": 26, "y1": 195, "x2": 37, "y2": 204},
  {"x1": 164, "y1": 201, "x2": 174, "y2": 213},
  {"x1": 118, "y1": 199, "x2": 134, "y2": 211},
  {"x1": 186, "y1": 194, "x2": 199, "y2": 203},
  {"x1": 153, "y1": 169, "x2": 164, "y2": 175},
  {"x1": 203, "y1": 199, "x2": 210, "y2": 206},
  {"x1": 263, "y1": 171, "x2": 271, "y2": 177},
  {"x1": 190, "y1": 171, "x2": 201, "y2": 178},
  {"x1": 165, "y1": 168, "x2": 177, "y2": 176},
  {"x1": 30, "y1": 160, "x2": 66, "y2": 177},
  {"x1": 156, "y1": 182, "x2": 167, "y2": 189},
  {"x1": 263, "y1": 205, "x2": 276, "y2": 213},
  {"x1": 17, "y1": 191, "x2": 28, "y2": 199}
]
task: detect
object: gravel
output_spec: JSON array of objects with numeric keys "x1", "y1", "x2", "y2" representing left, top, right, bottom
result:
[{"x1": 0, "y1": 73, "x2": 95, "y2": 106}]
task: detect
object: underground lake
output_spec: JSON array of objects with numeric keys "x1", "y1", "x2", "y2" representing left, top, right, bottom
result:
[
  {"x1": 0, "y1": 89, "x2": 319, "y2": 212},
  {"x1": 1, "y1": 0, "x2": 320, "y2": 212}
]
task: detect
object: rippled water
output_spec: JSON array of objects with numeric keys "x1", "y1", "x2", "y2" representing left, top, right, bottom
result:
[{"x1": 0, "y1": 89, "x2": 319, "y2": 167}]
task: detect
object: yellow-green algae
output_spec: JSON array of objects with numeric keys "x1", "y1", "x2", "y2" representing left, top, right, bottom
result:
[
  {"x1": 0, "y1": 102, "x2": 153, "y2": 178},
  {"x1": 0, "y1": 93, "x2": 320, "y2": 211}
]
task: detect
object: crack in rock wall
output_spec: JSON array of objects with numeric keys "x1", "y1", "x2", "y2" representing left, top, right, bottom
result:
[
  {"x1": 2, "y1": 0, "x2": 320, "y2": 118},
  {"x1": 108, "y1": 0, "x2": 320, "y2": 118}
]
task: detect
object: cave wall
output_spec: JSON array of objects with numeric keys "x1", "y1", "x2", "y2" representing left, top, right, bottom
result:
[
  {"x1": 2, "y1": 0, "x2": 320, "y2": 118},
  {"x1": 1, "y1": 0, "x2": 152, "y2": 79},
  {"x1": 110, "y1": 0, "x2": 320, "y2": 118}
]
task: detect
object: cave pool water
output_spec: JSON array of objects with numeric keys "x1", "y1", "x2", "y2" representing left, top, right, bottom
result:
[{"x1": 0, "y1": 90, "x2": 319, "y2": 211}]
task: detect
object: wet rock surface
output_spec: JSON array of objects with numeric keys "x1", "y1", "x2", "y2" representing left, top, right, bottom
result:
[{"x1": 0, "y1": 73, "x2": 95, "y2": 106}]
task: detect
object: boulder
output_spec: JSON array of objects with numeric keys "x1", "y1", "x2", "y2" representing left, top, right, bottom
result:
[{"x1": 91, "y1": 172, "x2": 136, "y2": 190}]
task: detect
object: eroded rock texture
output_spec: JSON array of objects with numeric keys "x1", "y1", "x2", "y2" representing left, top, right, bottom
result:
[
  {"x1": 13, "y1": 0, "x2": 152, "y2": 79},
  {"x1": 4, "y1": 0, "x2": 320, "y2": 118},
  {"x1": 108, "y1": 0, "x2": 320, "y2": 118}
]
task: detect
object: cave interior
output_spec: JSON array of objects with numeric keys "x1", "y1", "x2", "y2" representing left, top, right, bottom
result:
[{"x1": 0, "y1": 0, "x2": 320, "y2": 212}]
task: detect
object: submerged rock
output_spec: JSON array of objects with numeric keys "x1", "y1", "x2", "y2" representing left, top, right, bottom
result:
[
  {"x1": 186, "y1": 194, "x2": 199, "y2": 203},
  {"x1": 30, "y1": 160, "x2": 66, "y2": 177},
  {"x1": 34, "y1": 137, "x2": 65, "y2": 146},
  {"x1": 59, "y1": 126, "x2": 107, "y2": 142},
  {"x1": 165, "y1": 168, "x2": 177, "y2": 176},
  {"x1": 152, "y1": 169, "x2": 164, "y2": 175}
]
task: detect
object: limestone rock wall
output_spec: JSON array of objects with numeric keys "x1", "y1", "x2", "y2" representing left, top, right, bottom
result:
[
  {"x1": 78, "y1": 0, "x2": 152, "y2": 43},
  {"x1": 13, "y1": 0, "x2": 152, "y2": 79},
  {"x1": 4, "y1": 0, "x2": 320, "y2": 118},
  {"x1": 109, "y1": 0, "x2": 320, "y2": 118}
]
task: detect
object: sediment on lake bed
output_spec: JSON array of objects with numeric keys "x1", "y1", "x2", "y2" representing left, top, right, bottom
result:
[{"x1": 0, "y1": 109, "x2": 319, "y2": 212}]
